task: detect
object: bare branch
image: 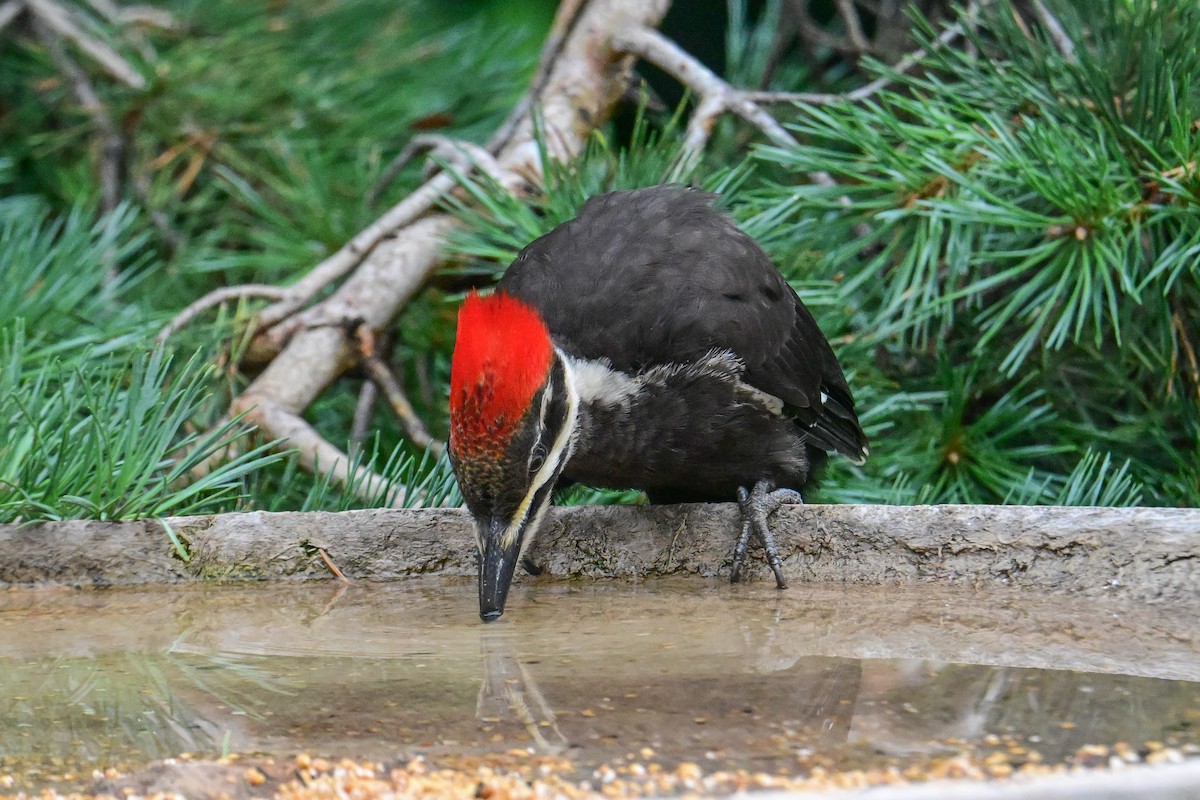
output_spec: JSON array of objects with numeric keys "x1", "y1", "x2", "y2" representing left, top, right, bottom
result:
[
  {"x1": 784, "y1": 0, "x2": 846, "y2": 53},
  {"x1": 24, "y1": 0, "x2": 146, "y2": 88},
  {"x1": 186, "y1": 0, "x2": 672, "y2": 499},
  {"x1": 679, "y1": 93, "x2": 729, "y2": 172},
  {"x1": 1031, "y1": 0, "x2": 1077, "y2": 64},
  {"x1": 81, "y1": 0, "x2": 173, "y2": 28},
  {"x1": 611, "y1": 24, "x2": 848, "y2": 192},
  {"x1": 36, "y1": 21, "x2": 125, "y2": 217},
  {"x1": 354, "y1": 325, "x2": 443, "y2": 454},
  {"x1": 368, "y1": 135, "x2": 506, "y2": 209},
  {"x1": 750, "y1": 4, "x2": 980, "y2": 109},
  {"x1": 156, "y1": 285, "x2": 289, "y2": 343},
  {"x1": 350, "y1": 379, "x2": 378, "y2": 451},
  {"x1": 835, "y1": 0, "x2": 871, "y2": 53},
  {"x1": 743, "y1": 89, "x2": 852, "y2": 105},
  {"x1": 252, "y1": 170, "x2": 458, "y2": 337},
  {"x1": 249, "y1": 0, "x2": 597, "y2": 338},
  {"x1": 234, "y1": 395, "x2": 405, "y2": 505},
  {"x1": 482, "y1": 0, "x2": 589, "y2": 155},
  {"x1": 202, "y1": 218, "x2": 457, "y2": 500},
  {"x1": 0, "y1": 1, "x2": 24, "y2": 34},
  {"x1": 612, "y1": 25, "x2": 799, "y2": 156}
]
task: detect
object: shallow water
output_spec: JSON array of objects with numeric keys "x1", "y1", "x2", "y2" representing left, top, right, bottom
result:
[{"x1": 1, "y1": 578, "x2": 1198, "y2": 790}]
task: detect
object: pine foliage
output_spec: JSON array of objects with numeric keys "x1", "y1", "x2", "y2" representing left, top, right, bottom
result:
[
  {"x1": 0, "y1": 0, "x2": 1195, "y2": 519},
  {"x1": 0, "y1": 0, "x2": 529, "y2": 521},
  {"x1": 745, "y1": 0, "x2": 1199, "y2": 506}
]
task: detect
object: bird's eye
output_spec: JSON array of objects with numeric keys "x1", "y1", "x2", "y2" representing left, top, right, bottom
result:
[{"x1": 529, "y1": 444, "x2": 548, "y2": 474}]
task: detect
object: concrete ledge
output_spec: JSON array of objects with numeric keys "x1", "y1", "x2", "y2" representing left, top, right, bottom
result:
[{"x1": 1, "y1": 504, "x2": 1197, "y2": 605}]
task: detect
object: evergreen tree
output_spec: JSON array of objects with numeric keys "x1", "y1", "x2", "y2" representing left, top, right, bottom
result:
[{"x1": 0, "y1": 0, "x2": 1194, "y2": 521}]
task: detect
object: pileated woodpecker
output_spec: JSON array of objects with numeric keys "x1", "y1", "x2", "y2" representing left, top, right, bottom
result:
[{"x1": 449, "y1": 186, "x2": 868, "y2": 621}]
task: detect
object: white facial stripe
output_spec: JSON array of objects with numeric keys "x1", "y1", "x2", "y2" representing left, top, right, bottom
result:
[
  {"x1": 540, "y1": 381, "x2": 553, "y2": 423},
  {"x1": 528, "y1": 380, "x2": 553, "y2": 465},
  {"x1": 519, "y1": 497, "x2": 552, "y2": 565},
  {"x1": 502, "y1": 348, "x2": 579, "y2": 550}
]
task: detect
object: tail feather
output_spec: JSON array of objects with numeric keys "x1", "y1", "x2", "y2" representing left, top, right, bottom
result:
[{"x1": 808, "y1": 388, "x2": 869, "y2": 465}]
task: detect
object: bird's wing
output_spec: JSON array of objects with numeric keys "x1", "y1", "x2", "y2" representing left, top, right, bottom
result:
[{"x1": 498, "y1": 186, "x2": 868, "y2": 462}]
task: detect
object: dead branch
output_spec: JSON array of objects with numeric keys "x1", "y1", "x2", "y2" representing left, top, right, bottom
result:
[
  {"x1": 226, "y1": 0, "x2": 595, "y2": 347},
  {"x1": 609, "y1": 25, "x2": 850, "y2": 193},
  {"x1": 834, "y1": 0, "x2": 870, "y2": 53},
  {"x1": 354, "y1": 324, "x2": 442, "y2": 454},
  {"x1": 184, "y1": 0, "x2": 673, "y2": 505},
  {"x1": 23, "y1": 0, "x2": 146, "y2": 88},
  {"x1": 176, "y1": 0, "x2": 990, "y2": 505},
  {"x1": 482, "y1": 0, "x2": 589, "y2": 154},
  {"x1": 1031, "y1": 0, "x2": 1076, "y2": 64},
  {"x1": 367, "y1": 135, "x2": 506, "y2": 209},
  {"x1": 34, "y1": 18, "x2": 124, "y2": 215},
  {"x1": 0, "y1": 1, "x2": 22, "y2": 33},
  {"x1": 234, "y1": 371, "x2": 403, "y2": 501},
  {"x1": 350, "y1": 379, "x2": 378, "y2": 450},
  {"x1": 611, "y1": 25, "x2": 798, "y2": 162},
  {"x1": 156, "y1": 285, "x2": 290, "y2": 343},
  {"x1": 251, "y1": 173, "x2": 459, "y2": 347},
  {"x1": 166, "y1": 1, "x2": 592, "y2": 364},
  {"x1": 742, "y1": 6, "x2": 978, "y2": 107},
  {"x1": 611, "y1": 9, "x2": 984, "y2": 256}
]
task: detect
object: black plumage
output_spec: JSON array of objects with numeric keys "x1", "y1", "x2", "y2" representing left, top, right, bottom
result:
[
  {"x1": 497, "y1": 185, "x2": 868, "y2": 498},
  {"x1": 452, "y1": 185, "x2": 871, "y2": 618}
]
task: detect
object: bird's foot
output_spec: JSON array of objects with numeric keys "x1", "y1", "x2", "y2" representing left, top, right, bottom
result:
[{"x1": 731, "y1": 481, "x2": 802, "y2": 589}]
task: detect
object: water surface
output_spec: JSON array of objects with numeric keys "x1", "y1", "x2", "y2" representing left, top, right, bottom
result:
[{"x1": 1, "y1": 578, "x2": 1197, "y2": 790}]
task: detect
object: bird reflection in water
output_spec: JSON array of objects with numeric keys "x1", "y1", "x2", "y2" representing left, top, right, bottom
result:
[
  {"x1": 473, "y1": 606, "x2": 867, "y2": 758},
  {"x1": 476, "y1": 627, "x2": 569, "y2": 753}
]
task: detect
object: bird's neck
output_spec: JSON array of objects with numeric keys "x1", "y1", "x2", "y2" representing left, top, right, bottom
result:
[
  {"x1": 563, "y1": 349, "x2": 749, "y2": 417},
  {"x1": 564, "y1": 354, "x2": 643, "y2": 412},
  {"x1": 557, "y1": 352, "x2": 670, "y2": 476},
  {"x1": 552, "y1": 352, "x2": 633, "y2": 472}
]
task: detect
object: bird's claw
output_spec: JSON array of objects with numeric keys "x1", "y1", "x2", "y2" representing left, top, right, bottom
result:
[{"x1": 731, "y1": 481, "x2": 802, "y2": 588}]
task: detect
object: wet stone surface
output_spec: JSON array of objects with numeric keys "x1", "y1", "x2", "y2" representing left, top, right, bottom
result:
[{"x1": 1, "y1": 578, "x2": 1198, "y2": 795}]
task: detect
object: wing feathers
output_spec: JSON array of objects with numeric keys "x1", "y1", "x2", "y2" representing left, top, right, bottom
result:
[{"x1": 500, "y1": 185, "x2": 869, "y2": 463}]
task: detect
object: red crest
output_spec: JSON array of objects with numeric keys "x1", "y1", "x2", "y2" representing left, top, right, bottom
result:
[{"x1": 449, "y1": 291, "x2": 553, "y2": 458}]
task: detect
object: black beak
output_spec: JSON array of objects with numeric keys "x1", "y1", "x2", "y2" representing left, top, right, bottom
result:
[{"x1": 478, "y1": 517, "x2": 520, "y2": 622}]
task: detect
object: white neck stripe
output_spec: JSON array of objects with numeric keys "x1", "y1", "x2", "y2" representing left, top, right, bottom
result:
[{"x1": 502, "y1": 347, "x2": 579, "y2": 549}]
